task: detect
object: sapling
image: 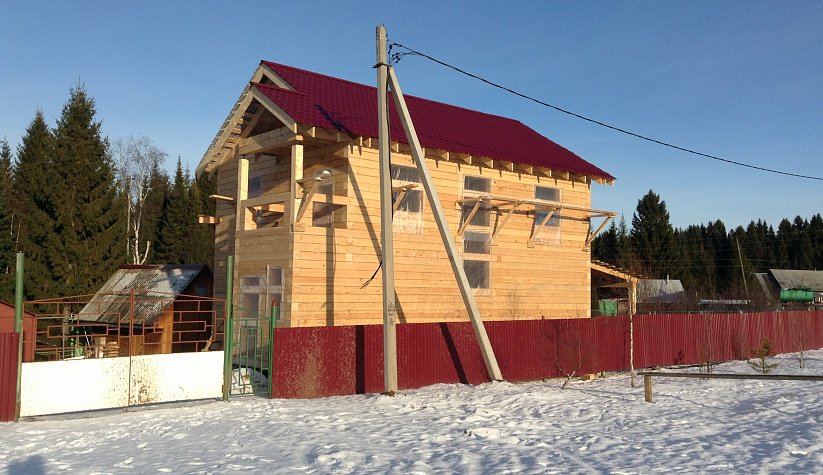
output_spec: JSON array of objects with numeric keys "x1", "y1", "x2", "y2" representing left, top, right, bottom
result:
[{"x1": 747, "y1": 337, "x2": 778, "y2": 374}]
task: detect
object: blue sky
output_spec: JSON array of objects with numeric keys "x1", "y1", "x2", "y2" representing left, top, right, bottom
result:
[{"x1": 1, "y1": 1, "x2": 821, "y2": 229}]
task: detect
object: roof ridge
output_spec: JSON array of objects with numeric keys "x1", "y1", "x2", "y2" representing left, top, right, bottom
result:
[{"x1": 261, "y1": 60, "x2": 524, "y2": 125}]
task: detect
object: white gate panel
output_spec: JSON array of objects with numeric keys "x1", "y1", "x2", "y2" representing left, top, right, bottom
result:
[
  {"x1": 20, "y1": 351, "x2": 224, "y2": 417},
  {"x1": 20, "y1": 358, "x2": 130, "y2": 417},
  {"x1": 129, "y1": 351, "x2": 224, "y2": 405}
]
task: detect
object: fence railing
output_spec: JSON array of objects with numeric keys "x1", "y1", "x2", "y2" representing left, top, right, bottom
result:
[{"x1": 22, "y1": 291, "x2": 226, "y2": 362}]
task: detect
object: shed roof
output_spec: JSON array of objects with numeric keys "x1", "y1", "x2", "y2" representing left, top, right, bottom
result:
[
  {"x1": 78, "y1": 265, "x2": 207, "y2": 324},
  {"x1": 252, "y1": 61, "x2": 613, "y2": 181},
  {"x1": 768, "y1": 269, "x2": 823, "y2": 292},
  {"x1": 637, "y1": 279, "x2": 686, "y2": 303}
]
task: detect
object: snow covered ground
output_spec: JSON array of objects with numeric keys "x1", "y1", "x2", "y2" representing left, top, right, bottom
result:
[{"x1": 3, "y1": 350, "x2": 823, "y2": 474}]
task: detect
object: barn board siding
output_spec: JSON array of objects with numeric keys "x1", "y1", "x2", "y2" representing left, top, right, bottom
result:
[
  {"x1": 269, "y1": 311, "x2": 823, "y2": 399},
  {"x1": 0, "y1": 332, "x2": 18, "y2": 422}
]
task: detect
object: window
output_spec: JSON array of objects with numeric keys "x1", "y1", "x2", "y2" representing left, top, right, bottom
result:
[
  {"x1": 464, "y1": 260, "x2": 489, "y2": 289},
  {"x1": 312, "y1": 202, "x2": 346, "y2": 228},
  {"x1": 533, "y1": 185, "x2": 561, "y2": 244},
  {"x1": 248, "y1": 175, "x2": 263, "y2": 199},
  {"x1": 267, "y1": 266, "x2": 284, "y2": 319},
  {"x1": 461, "y1": 176, "x2": 492, "y2": 289},
  {"x1": 461, "y1": 176, "x2": 491, "y2": 227},
  {"x1": 391, "y1": 164, "x2": 423, "y2": 232},
  {"x1": 239, "y1": 276, "x2": 264, "y2": 317}
]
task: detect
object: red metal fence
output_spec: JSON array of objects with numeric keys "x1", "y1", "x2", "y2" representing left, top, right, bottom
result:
[
  {"x1": 270, "y1": 310, "x2": 823, "y2": 398},
  {"x1": 0, "y1": 332, "x2": 18, "y2": 422}
]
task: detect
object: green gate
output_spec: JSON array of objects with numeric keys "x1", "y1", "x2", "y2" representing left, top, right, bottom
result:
[{"x1": 225, "y1": 303, "x2": 276, "y2": 397}]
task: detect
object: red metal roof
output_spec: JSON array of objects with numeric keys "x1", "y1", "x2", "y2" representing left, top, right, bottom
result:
[{"x1": 257, "y1": 61, "x2": 614, "y2": 181}]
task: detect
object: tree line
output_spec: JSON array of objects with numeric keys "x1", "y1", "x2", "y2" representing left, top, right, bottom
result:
[
  {"x1": 593, "y1": 190, "x2": 823, "y2": 299},
  {"x1": 0, "y1": 86, "x2": 215, "y2": 302}
]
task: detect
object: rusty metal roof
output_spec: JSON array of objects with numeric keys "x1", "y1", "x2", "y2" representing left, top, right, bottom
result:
[{"x1": 78, "y1": 265, "x2": 206, "y2": 324}]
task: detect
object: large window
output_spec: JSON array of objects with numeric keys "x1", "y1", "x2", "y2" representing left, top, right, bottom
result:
[
  {"x1": 533, "y1": 185, "x2": 561, "y2": 244},
  {"x1": 391, "y1": 164, "x2": 423, "y2": 232},
  {"x1": 461, "y1": 176, "x2": 492, "y2": 289}
]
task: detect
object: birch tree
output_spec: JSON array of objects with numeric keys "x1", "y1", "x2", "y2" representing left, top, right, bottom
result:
[{"x1": 114, "y1": 136, "x2": 166, "y2": 265}]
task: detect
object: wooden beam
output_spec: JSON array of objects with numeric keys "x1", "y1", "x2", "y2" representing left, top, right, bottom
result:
[
  {"x1": 476, "y1": 157, "x2": 493, "y2": 168},
  {"x1": 259, "y1": 62, "x2": 296, "y2": 90},
  {"x1": 239, "y1": 127, "x2": 298, "y2": 155},
  {"x1": 290, "y1": 142, "x2": 304, "y2": 225},
  {"x1": 490, "y1": 203, "x2": 519, "y2": 243},
  {"x1": 198, "y1": 215, "x2": 218, "y2": 224},
  {"x1": 585, "y1": 215, "x2": 614, "y2": 248},
  {"x1": 457, "y1": 200, "x2": 483, "y2": 236},
  {"x1": 536, "y1": 167, "x2": 553, "y2": 178},
  {"x1": 295, "y1": 177, "x2": 321, "y2": 223},
  {"x1": 242, "y1": 191, "x2": 290, "y2": 209},
  {"x1": 249, "y1": 87, "x2": 297, "y2": 131},
  {"x1": 498, "y1": 160, "x2": 515, "y2": 172},
  {"x1": 240, "y1": 106, "x2": 265, "y2": 139},
  {"x1": 528, "y1": 209, "x2": 555, "y2": 247},
  {"x1": 209, "y1": 194, "x2": 235, "y2": 203}
]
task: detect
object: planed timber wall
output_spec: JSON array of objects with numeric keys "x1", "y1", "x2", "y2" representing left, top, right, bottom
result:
[{"x1": 213, "y1": 140, "x2": 597, "y2": 327}]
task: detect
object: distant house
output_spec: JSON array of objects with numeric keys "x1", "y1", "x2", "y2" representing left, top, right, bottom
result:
[
  {"x1": 197, "y1": 61, "x2": 616, "y2": 325},
  {"x1": 755, "y1": 269, "x2": 823, "y2": 306},
  {"x1": 77, "y1": 265, "x2": 214, "y2": 357}
]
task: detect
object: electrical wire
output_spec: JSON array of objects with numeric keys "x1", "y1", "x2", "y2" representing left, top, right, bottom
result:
[{"x1": 389, "y1": 42, "x2": 823, "y2": 182}]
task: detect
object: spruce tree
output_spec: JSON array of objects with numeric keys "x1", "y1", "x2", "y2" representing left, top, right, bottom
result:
[
  {"x1": 155, "y1": 158, "x2": 193, "y2": 263},
  {"x1": 14, "y1": 111, "x2": 58, "y2": 299},
  {"x1": 143, "y1": 162, "x2": 169, "y2": 264},
  {"x1": 630, "y1": 190, "x2": 675, "y2": 278},
  {"x1": 186, "y1": 172, "x2": 215, "y2": 269},
  {"x1": 50, "y1": 86, "x2": 125, "y2": 296},
  {"x1": 0, "y1": 139, "x2": 15, "y2": 300}
]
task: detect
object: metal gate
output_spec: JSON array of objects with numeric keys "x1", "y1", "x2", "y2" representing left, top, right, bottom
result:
[
  {"x1": 226, "y1": 302, "x2": 276, "y2": 398},
  {"x1": 18, "y1": 291, "x2": 226, "y2": 417}
]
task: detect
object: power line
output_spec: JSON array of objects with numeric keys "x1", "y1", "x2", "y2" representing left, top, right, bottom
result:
[{"x1": 389, "y1": 42, "x2": 823, "y2": 182}]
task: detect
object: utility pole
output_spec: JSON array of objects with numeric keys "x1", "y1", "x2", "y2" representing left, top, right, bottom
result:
[
  {"x1": 736, "y1": 237, "x2": 750, "y2": 300},
  {"x1": 376, "y1": 25, "x2": 398, "y2": 394}
]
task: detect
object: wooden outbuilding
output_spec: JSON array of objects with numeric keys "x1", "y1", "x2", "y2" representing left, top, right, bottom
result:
[
  {"x1": 0, "y1": 300, "x2": 36, "y2": 362},
  {"x1": 197, "y1": 61, "x2": 616, "y2": 326}
]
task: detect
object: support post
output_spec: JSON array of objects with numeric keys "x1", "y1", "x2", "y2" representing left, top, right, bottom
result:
[
  {"x1": 629, "y1": 279, "x2": 637, "y2": 388},
  {"x1": 14, "y1": 252, "x2": 23, "y2": 422},
  {"x1": 387, "y1": 65, "x2": 503, "y2": 381},
  {"x1": 643, "y1": 374, "x2": 653, "y2": 402},
  {"x1": 290, "y1": 143, "x2": 305, "y2": 226},
  {"x1": 223, "y1": 256, "x2": 235, "y2": 401},
  {"x1": 376, "y1": 25, "x2": 398, "y2": 394},
  {"x1": 268, "y1": 299, "x2": 278, "y2": 398}
]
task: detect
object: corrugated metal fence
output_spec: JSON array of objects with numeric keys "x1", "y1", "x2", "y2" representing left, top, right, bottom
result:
[
  {"x1": 270, "y1": 310, "x2": 823, "y2": 398},
  {"x1": 0, "y1": 332, "x2": 19, "y2": 422}
]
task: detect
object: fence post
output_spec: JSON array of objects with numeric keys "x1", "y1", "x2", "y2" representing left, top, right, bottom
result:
[
  {"x1": 269, "y1": 299, "x2": 278, "y2": 398},
  {"x1": 643, "y1": 374, "x2": 653, "y2": 402},
  {"x1": 14, "y1": 252, "x2": 23, "y2": 422},
  {"x1": 223, "y1": 256, "x2": 235, "y2": 401}
]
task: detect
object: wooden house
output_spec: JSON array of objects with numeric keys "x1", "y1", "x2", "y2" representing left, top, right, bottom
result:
[{"x1": 197, "y1": 61, "x2": 615, "y2": 327}]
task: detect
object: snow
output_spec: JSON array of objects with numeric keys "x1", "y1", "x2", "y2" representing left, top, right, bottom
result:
[{"x1": 3, "y1": 350, "x2": 823, "y2": 474}]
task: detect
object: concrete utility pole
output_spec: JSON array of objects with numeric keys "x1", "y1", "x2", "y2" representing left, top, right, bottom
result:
[{"x1": 376, "y1": 25, "x2": 398, "y2": 394}]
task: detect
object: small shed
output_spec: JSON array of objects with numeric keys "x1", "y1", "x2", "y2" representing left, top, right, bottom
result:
[{"x1": 78, "y1": 265, "x2": 213, "y2": 357}]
